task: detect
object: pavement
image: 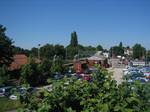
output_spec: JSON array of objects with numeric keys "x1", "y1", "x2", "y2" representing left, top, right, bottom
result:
[{"x1": 107, "y1": 67, "x2": 124, "y2": 84}]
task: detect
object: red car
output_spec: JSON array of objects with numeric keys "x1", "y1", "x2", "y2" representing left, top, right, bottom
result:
[{"x1": 83, "y1": 74, "x2": 91, "y2": 81}]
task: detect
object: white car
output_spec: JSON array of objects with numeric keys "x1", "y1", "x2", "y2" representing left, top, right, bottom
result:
[{"x1": 9, "y1": 95, "x2": 18, "y2": 100}]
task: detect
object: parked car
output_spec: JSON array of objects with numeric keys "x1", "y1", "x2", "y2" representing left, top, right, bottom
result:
[
  {"x1": 43, "y1": 85, "x2": 53, "y2": 92},
  {"x1": 83, "y1": 75, "x2": 91, "y2": 81},
  {"x1": 65, "y1": 73, "x2": 72, "y2": 77},
  {"x1": 135, "y1": 77, "x2": 149, "y2": 84},
  {"x1": 52, "y1": 73, "x2": 64, "y2": 80},
  {"x1": 9, "y1": 94, "x2": 18, "y2": 100},
  {"x1": 0, "y1": 86, "x2": 12, "y2": 97},
  {"x1": 27, "y1": 87, "x2": 36, "y2": 93}
]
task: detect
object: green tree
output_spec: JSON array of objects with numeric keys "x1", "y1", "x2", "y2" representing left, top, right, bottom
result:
[
  {"x1": 21, "y1": 56, "x2": 52, "y2": 86},
  {"x1": 119, "y1": 42, "x2": 123, "y2": 48},
  {"x1": 146, "y1": 50, "x2": 150, "y2": 62},
  {"x1": 70, "y1": 31, "x2": 78, "y2": 47},
  {"x1": 132, "y1": 44, "x2": 146, "y2": 59},
  {"x1": 0, "y1": 65, "x2": 9, "y2": 85},
  {"x1": 0, "y1": 25, "x2": 14, "y2": 66},
  {"x1": 13, "y1": 46, "x2": 30, "y2": 56},
  {"x1": 66, "y1": 46, "x2": 78, "y2": 59},
  {"x1": 20, "y1": 66, "x2": 150, "y2": 112},
  {"x1": 21, "y1": 57, "x2": 38, "y2": 86},
  {"x1": 30, "y1": 47, "x2": 38, "y2": 58},
  {"x1": 50, "y1": 55, "x2": 64, "y2": 73},
  {"x1": 109, "y1": 42, "x2": 124, "y2": 57},
  {"x1": 40, "y1": 44, "x2": 55, "y2": 59},
  {"x1": 96, "y1": 45, "x2": 103, "y2": 51},
  {"x1": 54, "y1": 44, "x2": 65, "y2": 58}
]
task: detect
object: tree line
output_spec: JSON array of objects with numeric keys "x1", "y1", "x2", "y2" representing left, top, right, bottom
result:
[{"x1": 0, "y1": 24, "x2": 150, "y2": 86}]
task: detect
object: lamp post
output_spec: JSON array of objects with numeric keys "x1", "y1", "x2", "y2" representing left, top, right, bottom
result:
[
  {"x1": 38, "y1": 44, "x2": 41, "y2": 60},
  {"x1": 66, "y1": 48, "x2": 67, "y2": 60}
]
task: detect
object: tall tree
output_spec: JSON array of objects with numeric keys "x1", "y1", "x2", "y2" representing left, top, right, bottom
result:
[
  {"x1": 119, "y1": 42, "x2": 123, "y2": 48},
  {"x1": 96, "y1": 45, "x2": 103, "y2": 51},
  {"x1": 132, "y1": 44, "x2": 146, "y2": 59},
  {"x1": 0, "y1": 25, "x2": 14, "y2": 66},
  {"x1": 70, "y1": 31, "x2": 78, "y2": 47}
]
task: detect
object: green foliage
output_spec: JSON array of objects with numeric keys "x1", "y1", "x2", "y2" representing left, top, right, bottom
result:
[
  {"x1": 38, "y1": 58, "x2": 52, "y2": 73},
  {"x1": 146, "y1": 50, "x2": 150, "y2": 62},
  {"x1": 132, "y1": 44, "x2": 146, "y2": 59},
  {"x1": 21, "y1": 57, "x2": 51, "y2": 86},
  {"x1": 54, "y1": 44, "x2": 66, "y2": 58},
  {"x1": 30, "y1": 47, "x2": 38, "y2": 58},
  {"x1": 0, "y1": 25, "x2": 14, "y2": 66},
  {"x1": 109, "y1": 42, "x2": 124, "y2": 57},
  {"x1": 70, "y1": 31, "x2": 78, "y2": 47},
  {"x1": 66, "y1": 45, "x2": 97, "y2": 59},
  {"x1": 66, "y1": 45, "x2": 78, "y2": 59},
  {"x1": 20, "y1": 66, "x2": 150, "y2": 112},
  {"x1": 38, "y1": 44, "x2": 66, "y2": 60},
  {"x1": 12, "y1": 46, "x2": 30, "y2": 56},
  {"x1": 96, "y1": 45, "x2": 103, "y2": 51},
  {"x1": 0, "y1": 65, "x2": 9, "y2": 85},
  {"x1": 50, "y1": 56, "x2": 64, "y2": 73}
]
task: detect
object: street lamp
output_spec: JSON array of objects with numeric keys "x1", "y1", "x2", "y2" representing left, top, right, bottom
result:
[{"x1": 38, "y1": 44, "x2": 41, "y2": 60}]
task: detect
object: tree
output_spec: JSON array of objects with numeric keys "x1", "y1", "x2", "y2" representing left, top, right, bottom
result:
[
  {"x1": 40, "y1": 44, "x2": 55, "y2": 59},
  {"x1": 21, "y1": 57, "x2": 38, "y2": 86},
  {"x1": 0, "y1": 65, "x2": 9, "y2": 85},
  {"x1": 109, "y1": 42, "x2": 124, "y2": 57},
  {"x1": 0, "y1": 25, "x2": 14, "y2": 66},
  {"x1": 13, "y1": 46, "x2": 30, "y2": 56},
  {"x1": 70, "y1": 31, "x2": 78, "y2": 47},
  {"x1": 30, "y1": 47, "x2": 38, "y2": 58},
  {"x1": 66, "y1": 46, "x2": 78, "y2": 59},
  {"x1": 119, "y1": 42, "x2": 123, "y2": 48},
  {"x1": 146, "y1": 50, "x2": 150, "y2": 62},
  {"x1": 132, "y1": 44, "x2": 146, "y2": 59},
  {"x1": 54, "y1": 44, "x2": 65, "y2": 59},
  {"x1": 96, "y1": 45, "x2": 103, "y2": 51},
  {"x1": 109, "y1": 46, "x2": 124, "y2": 57},
  {"x1": 50, "y1": 55, "x2": 64, "y2": 73},
  {"x1": 21, "y1": 56, "x2": 51, "y2": 86},
  {"x1": 20, "y1": 66, "x2": 150, "y2": 112}
]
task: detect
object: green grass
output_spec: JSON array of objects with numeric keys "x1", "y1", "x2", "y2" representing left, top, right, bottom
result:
[{"x1": 0, "y1": 97, "x2": 22, "y2": 112}]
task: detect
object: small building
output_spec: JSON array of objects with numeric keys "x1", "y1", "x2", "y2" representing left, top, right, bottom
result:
[
  {"x1": 74, "y1": 60, "x2": 88, "y2": 73},
  {"x1": 124, "y1": 48, "x2": 133, "y2": 56},
  {"x1": 88, "y1": 51, "x2": 108, "y2": 67}
]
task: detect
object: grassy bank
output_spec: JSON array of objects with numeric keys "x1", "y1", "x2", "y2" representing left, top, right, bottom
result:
[{"x1": 0, "y1": 97, "x2": 22, "y2": 112}]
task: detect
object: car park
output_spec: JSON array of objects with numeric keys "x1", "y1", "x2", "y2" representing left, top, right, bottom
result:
[{"x1": 124, "y1": 65, "x2": 150, "y2": 84}]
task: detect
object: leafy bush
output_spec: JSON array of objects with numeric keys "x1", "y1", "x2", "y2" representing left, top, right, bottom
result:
[{"x1": 20, "y1": 66, "x2": 150, "y2": 112}]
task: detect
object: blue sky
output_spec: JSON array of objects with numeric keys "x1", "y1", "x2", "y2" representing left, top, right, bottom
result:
[{"x1": 0, "y1": 0, "x2": 150, "y2": 49}]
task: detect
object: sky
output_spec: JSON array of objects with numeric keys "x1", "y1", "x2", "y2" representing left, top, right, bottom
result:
[{"x1": 0, "y1": 0, "x2": 150, "y2": 50}]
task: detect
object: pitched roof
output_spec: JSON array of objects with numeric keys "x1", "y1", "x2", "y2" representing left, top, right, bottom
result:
[{"x1": 9, "y1": 54, "x2": 28, "y2": 70}]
